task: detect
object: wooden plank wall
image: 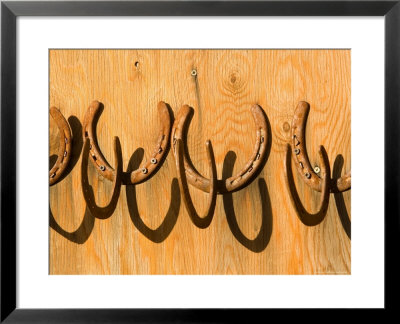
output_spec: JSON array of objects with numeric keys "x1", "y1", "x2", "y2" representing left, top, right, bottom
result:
[{"x1": 49, "y1": 50, "x2": 351, "y2": 275}]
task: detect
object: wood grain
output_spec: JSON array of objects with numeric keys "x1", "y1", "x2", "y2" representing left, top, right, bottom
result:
[{"x1": 49, "y1": 50, "x2": 351, "y2": 275}]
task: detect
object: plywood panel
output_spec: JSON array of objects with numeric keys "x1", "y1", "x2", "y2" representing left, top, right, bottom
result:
[{"x1": 49, "y1": 50, "x2": 351, "y2": 275}]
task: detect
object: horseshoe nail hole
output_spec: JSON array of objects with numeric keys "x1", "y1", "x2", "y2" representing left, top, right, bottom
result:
[
  {"x1": 191, "y1": 69, "x2": 197, "y2": 76},
  {"x1": 299, "y1": 162, "x2": 304, "y2": 169},
  {"x1": 158, "y1": 148, "x2": 163, "y2": 154},
  {"x1": 64, "y1": 151, "x2": 67, "y2": 157},
  {"x1": 65, "y1": 138, "x2": 68, "y2": 144},
  {"x1": 305, "y1": 172, "x2": 311, "y2": 179},
  {"x1": 142, "y1": 168, "x2": 148, "y2": 174},
  {"x1": 256, "y1": 153, "x2": 261, "y2": 160},
  {"x1": 92, "y1": 155, "x2": 97, "y2": 161},
  {"x1": 260, "y1": 136, "x2": 264, "y2": 143},
  {"x1": 84, "y1": 131, "x2": 88, "y2": 137},
  {"x1": 50, "y1": 173, "x2": 56, "y2": 178},
  {"x1": 314, "y1": 166, "x2": 321, "y2": 174},
  {"x1": 100, "y1": 165, "x2": 105, "y2": 171},
  {"x1": 134, "y1": 61, "x2": 139, "y2": 68},
  {"x1": 248, "y1": 167, "x2": 253, "y2": 173},
  {"x1": 294, "y1": 149, "x2": 300, "y2": 155},
  {"x1": 151, "y1": 158, "x2": 157, "y2": 164}
]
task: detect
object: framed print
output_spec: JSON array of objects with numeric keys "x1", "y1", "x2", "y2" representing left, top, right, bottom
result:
[{"x1": 1, "y1": 0, "x2": 399, "y2": 322}]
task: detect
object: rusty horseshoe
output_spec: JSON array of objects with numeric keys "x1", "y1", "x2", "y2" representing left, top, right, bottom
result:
[
  {"x1": 49, "y1": 107, "x2": 72, "y2": 186},
  {"x1": 81, "y1": 138, "x2": 122, "y2": 219},
  {"x1": 174, "y1": 138, "x2": 217, "y2": 228},
  {"x1": 82, "y1": 100, "x2": 171, "y2": 185},
  {"x1": 171, "y1": 104, "x2": 269, "y2": 194},
  {"x1": 291, "y1": 101, "x2": 351, "y2": 193},
  {"x1": 285, "y1": 144, "x2": 331, "y2": 226}
]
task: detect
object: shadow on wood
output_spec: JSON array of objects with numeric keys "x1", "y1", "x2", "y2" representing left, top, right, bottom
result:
[
  {"x1": 49, "y1": 154, "x2": 57, "y2": 170},
  {"x1": 125, "y1": 148, "x2": 181, "y2": 243},
  {"x1": 222, "y1": 151, "x2": 273, "y2": 253},
  {"x1": 333, "y1": 154, "x2": 351, "y2": 239},
  {"x1": 284, "y1": 144, "x2": 330, "y2": 226},
  {"x1": 49, "y1": 206, "x2": 95, "y2": 244}
]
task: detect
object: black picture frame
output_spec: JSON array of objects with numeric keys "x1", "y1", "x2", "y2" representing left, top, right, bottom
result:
[{"x1": 1, "y1": 0, "x2": 399, "y2": 322}]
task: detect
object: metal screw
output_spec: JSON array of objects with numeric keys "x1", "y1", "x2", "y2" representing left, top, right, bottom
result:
[
  {"x1": 305, "y1": 172, "x2": 311, "y2": 179},
  {"x1": 191, "y1": 69, "x2": 197, "y2": 76},
  {"x1": 294, "y1": 148, "x2": 300, "y2": 155},
  {"x1": 142, "y1": 168, "x2": 148, "y2": 174},
  {"x1": 151, "y1": 158, "x2": 157, "y2": 164},
  {"x1": 100, "y1": 165, "x2": 105, "y2": 171},
  {"x1": 314, "y1": 166, "x2": 321, "y2": 174}
]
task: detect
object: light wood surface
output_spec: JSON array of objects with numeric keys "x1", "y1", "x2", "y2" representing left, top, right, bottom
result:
[{"x1": 49, "y1": 50, "x2": 351, "y2": 275}]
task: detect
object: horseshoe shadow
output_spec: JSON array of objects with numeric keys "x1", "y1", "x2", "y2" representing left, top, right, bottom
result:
[
  {"x1": 49, "y1": 205, "x2": 95, "y2": 244},
  {"x1": 333, "y1": 155, "x2": 351, "y2": 239},
  {"x1": 49, "y1": 155, "x2": 57, "y2": 170},
  {"x1": 285, "y1": 145, "x2": 329, "y2": 226},
  {"x1": 125, "y1": 148, "x2": 181, "y2": 243},
  {"x1": 222, "y1": 151, "x2": 273, "y2": 253}
]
